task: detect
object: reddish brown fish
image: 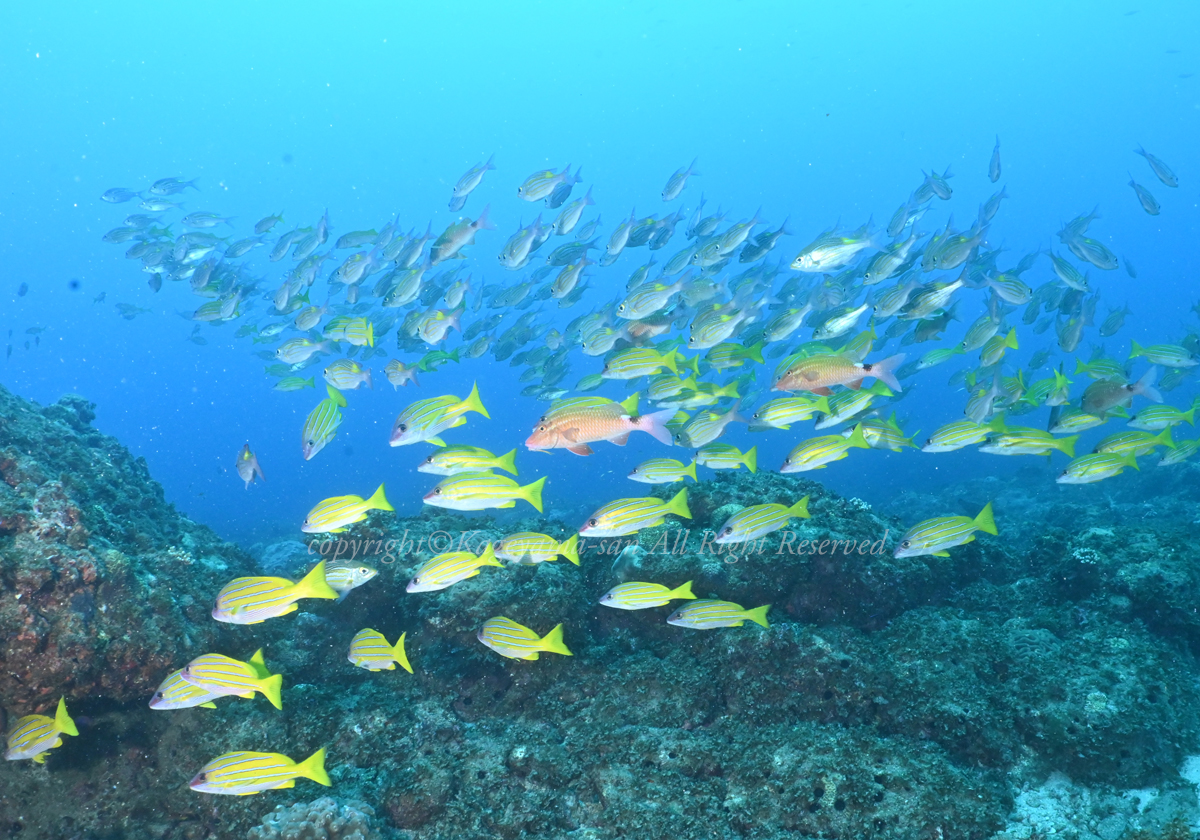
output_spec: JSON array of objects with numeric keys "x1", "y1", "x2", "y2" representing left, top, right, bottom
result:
[{"x1": 773, "y1": 353, "x2": 905, "y2": 395}]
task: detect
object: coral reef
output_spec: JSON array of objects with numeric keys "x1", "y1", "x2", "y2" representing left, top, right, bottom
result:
[
  {"x1": 3, "y1": 383, "x2": 1200, "y2": 839},
  {"x1": 249, "y1": 797, "x2": 382, "y2": 840},
  {"x1": 0, "y1": 383, "x2": 258, "y2": 710}
]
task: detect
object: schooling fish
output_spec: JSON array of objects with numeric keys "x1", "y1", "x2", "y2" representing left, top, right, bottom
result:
[
  {"x1": 578, "y1": 488, "x2": 691, "y2": 538},
  {"x1": 4, "y1": 698, "x2": 78, "y2": 763},
  {"x1": 301, "y1": 485, "x2": 394, "y2": 534},
  {"x1": 1057, "y1": 451, "x2": 1140, "y2": 485},
  {"x1": 525, "y1": 395, "x2": 674, "y2": 456},
  {"x1": 773, "y1": 353, "x2": 905, "y2": 395},
  {"x1": 180, "y1": 651, "x2": 284, "y2": 710},
  {"x1": 212, "y1": 562, "x2": 339, "y2": 624},
  {"x1": 149, "y1": 669, "x2": 221, "y2": 711},
  {"x1": 302, "y1": 386, "x2": 347, "y2": 461},
  {"x1": 236, "y1": 443, "x2": 265, "y2": 489},
  {"x1": 348, "y1": 629, "x2": 412, "y2": 673},
  {"x1": 696, "y1": 443, "x2": 756, "y2": 472},
  {"x1": 384, "y1": 360, "x2": 421, "y2": 389},
  {"x1": 389, "y1": 382, "x2": 489, "y2": 446},
  {"x1": 324, "y1": 564, "x2": 377, "y2": 601},
  {"x1": 894, "y1": 503, "x2": 998, "y2": 558},
  {"x1": 190, "y1": 748, "x2": 330, "y2": 796},
  {"x1": 666, "y1": 600, "x2": 770, "y2": 630},
  {"x1": 600, "y1": 580, "x2": 696, "y2": 610},
  {"x1": 627, "y1": 457, "x2": 698, "y2": 484},
  {"x1": 407, "y1": 544, "x2": 503, "y2": 592},
  {"x1": 713, "y1": 497, "x2": 810, "y2": 544},
  {"x1": 492, "y1": 532, "x2": 580, "y2": 566},
  {"x1": 478, "y1": 617, "x2": 572, "y2": 660},
  {"x1": 418, "y1": 445, "x2": 518, "y2": 476},
  {"x1": 423, "y1": 472, "x2": 546, "y2": 513}
]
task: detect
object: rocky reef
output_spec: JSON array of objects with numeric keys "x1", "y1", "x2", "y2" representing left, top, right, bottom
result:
[{"x1": 3, "y1": 381, "x2": 1200, "y2": 839}]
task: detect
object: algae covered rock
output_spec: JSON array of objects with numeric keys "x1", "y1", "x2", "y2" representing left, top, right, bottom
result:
[{"x1": 0, "y1": 383, "x2": 257, "y2": 709}]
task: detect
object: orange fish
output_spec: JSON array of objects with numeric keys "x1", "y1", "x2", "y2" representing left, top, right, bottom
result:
[
  {"x1": 773, "y1": 353, "x2": 905, "y2": 395},
  {"x1": 526, "y1": 396, "x2": 674, "y2": 456}
]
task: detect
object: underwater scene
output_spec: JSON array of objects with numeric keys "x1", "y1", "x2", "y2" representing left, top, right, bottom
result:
[{"x1": 2, "y1": 2, "x2": 1200, "y2": 838}]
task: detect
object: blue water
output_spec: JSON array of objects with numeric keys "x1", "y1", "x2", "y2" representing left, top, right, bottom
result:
[{"x1": 1, "y1": 1, "x2": 1197, "y2": 545}]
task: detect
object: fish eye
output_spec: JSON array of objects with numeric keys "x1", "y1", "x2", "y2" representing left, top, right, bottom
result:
[
  {"x1": 900, "y1": 540, "x2": 910, "y2": 549},
  {"x1": 399, "y1": 424, "x2": 407, "y2": 432},
  {"x1": 588, "y1": 518, "x2": 597, "y2": 527},
  {"x1": 433, "y1": 488, "x2": 441, "y2": 494},
  {"x1": 359, "y1": 567, "x2": 369, "y2": 574},
  {"x1": 722, "y1": 527, "x2": 733, "y2": 536},
  {"x1": 197, "y1": 773, "x2": 207, "y2": 782},
  {"x1": 154, "y1": 691, "x2": 163, "y2": 699}
]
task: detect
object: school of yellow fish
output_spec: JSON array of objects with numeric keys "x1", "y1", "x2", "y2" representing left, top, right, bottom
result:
[{"x1": 10, "y1": 143, "x2": 1196, "y2": 790}]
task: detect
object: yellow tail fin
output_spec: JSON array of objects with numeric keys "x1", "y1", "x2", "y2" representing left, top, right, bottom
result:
[
  {"x1": 295, "y1": 561, "x2": 339, "y2": 601},
  {"x1": 665, "y1": 488, "x2": 691, "y2": 520},
  {"x1": 559, "y1": 533, "x2": 580, "y2": 566},
  {"x1": 366, "y1": 483, "x2": 394, "y2": 512},
  {"x1": 661, "y1": 349, "x2": 678, "y2": 375},
  {"x1": 496, "y1": 448, "x2": 518, "y2": 475},
  {"x1": 744, "y1": 605, "x2": 771, "y2": 628},
  {"x1": 477, "y1": 542, "x2": 503, "y2": 567},
  {"x1": 684, "y1": 459, "x2": 698, "y2": 481},
  {"x1": 539, "y1": 623, "x2": 573, "y2": 656},
  {"x1": 973, "y1": 501, "x2": 998, "y2": 536},
  {"x1": 393, "y1": 633, "x2": 413, "y2": 674},
  {"x1": 54, "y1": 697, "x2": 78, "y2": 737},
  {"x1": 521, "y1": 477, "x2": 547, "y2": 513},
  {"x1": 743, "y1": 446, "x2": 757, "y2": 474},
  {"x1": 294, "y1": 748, "x2": 331, "y2": 786},
  {"x1": 786, "y1": 496, "x2": 810, "y2": 519},
  {"x1": 620, "y1": 392, "x2": 641, "y2": 414},
  {"x1": 462, "y1": 381, "x2": 489, "y2": 418},
  {"x1": 248, "y1": 648, "x2": 270, "y2": 678},
  {"x1": 1055, "y1": 435, "x2": 1079, "y2": 458},
  {"x1": 669, "y1": 580, "x2": 696, "y2": 601},
  {"x1": 1156, "y1": 426, "x2": 1176, "y2": 449},
  {"x1": 259, "y1": 673, "x2": 284, "y2": 710},
  {"x1": 846, "y1": 423, "x2": 870, "y2": 449}
]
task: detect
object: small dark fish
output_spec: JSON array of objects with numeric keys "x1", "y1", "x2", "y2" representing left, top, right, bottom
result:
[
  {"x1": 17, "y1": 283, "x2": 28, "y2": 297},
  {"x1": 148, "y1": 274, "x2": 163, "y2": 293}
]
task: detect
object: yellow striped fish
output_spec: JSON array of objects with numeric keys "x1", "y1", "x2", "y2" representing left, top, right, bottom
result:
[
  {"x1": 780, "y1": 424, "x2": 871, "y2": 473},
  {"x1": 348, "y1": 629, "x2": 412, "y2": 673},
  {"x1": 627, "y1": 457, "x2": 698, "y2": 484},
  {"x1": 190, "y1": 748, "x2": 331, "y2": 795},
  {"x1": 894, "y1": 502, "x2": 997, "y2": 558},
  {"x1": 150, "y1": 669, "x2": 221, "y2": 710},
  {"x1": 696, "y1": 443, "x2": 756, "y2": 472},
  {"x1": 323, "y1": 359, "x2": 372, "y2": 391},
  {"x1": 301, "y1": 484, "x2": 394, "y2": 533},
  {"x1": 302, "y1": 386, "x2": 347, "y2": 460},
  {"x1": 667, "y1": 599, "x2": 770, "y2": 630},
  {"x1": 423, "y1": 472, "x2": 546, "y2": 512},
  {"x1": 406, "y1": 543, "x2": 502, "y2": 592},
  {"x1": 417, "y1": 445, "x2": 518, "y2": 476},
  {"x1": 389, "y1": 382, "x2": 489, "y2": 446},
  {"x1": 600, "y1": 580, "x2": 695, "y2": 610},
  {"x1": 343, "y1": 317, "x2": 374, "y2": 347},
  {"x1": 493, "y1": 532, "x2": 580, "y2": 566},
  {"x1": 1057, "y1": 451, "x2": 1139, "y2": 484},
  {"x1": 3, "y1": 698, "x2": 78, "y2": 763},
  {"x1": 212, "y1": 561, "x2": 339, "y2": 624},
  {"x1": 713, "y1": 497, "x2": 810, "y2": 544},
  {"x1": 477, "y1": 617, "x2": 573, "y2": 660},
  {"x1": 324, "y1": 564, "x2": 377, "y2": 601},
  {"x1": 922, "y1": 416, "x2": 1008, "y2": 453},
  {"x1": 747, "y1": 395, "x2": 830, "y2": 431},
  {"x1": 578, "y1": 488, "x2": 691, "y2": 538},
  {"x1": 180, "y1": 650, "x2": 284, "y2": 710}
]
